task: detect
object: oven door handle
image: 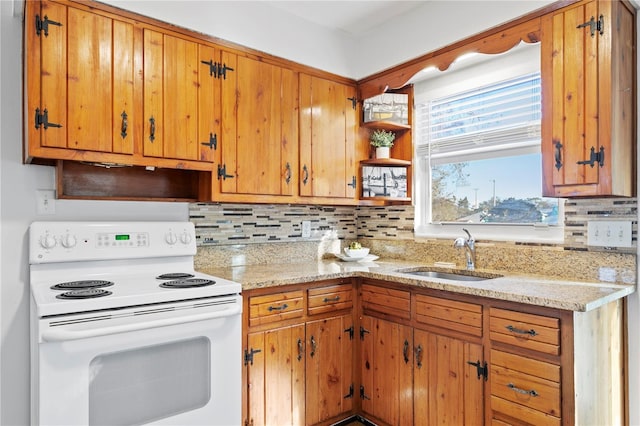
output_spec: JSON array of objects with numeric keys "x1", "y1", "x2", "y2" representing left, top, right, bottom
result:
[{"x1": 41, "y1": 304, "x2": 241, "y2": 342}]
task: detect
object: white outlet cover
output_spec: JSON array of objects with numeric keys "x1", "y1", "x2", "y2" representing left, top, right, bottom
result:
[{"x1": 587, "y1": 220, "x2": 633, "y2": 248}]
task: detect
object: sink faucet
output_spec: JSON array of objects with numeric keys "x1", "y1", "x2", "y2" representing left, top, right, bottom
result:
[{"x1": 453, "y1": 228, "x2": 475, "y2": 270}]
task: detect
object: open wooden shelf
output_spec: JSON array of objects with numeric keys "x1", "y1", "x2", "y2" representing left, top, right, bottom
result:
[
  {"x1": 361, "y1": 158, "x2": 411, "y2": 166},
  {"x1": 361, "y1": 120, "x2": 411, "y2": 131}
]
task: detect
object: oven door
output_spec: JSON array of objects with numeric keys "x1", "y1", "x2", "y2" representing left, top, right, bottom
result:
[{"x1": 31, "y1": 295, "x2": 242, "y2": 426}]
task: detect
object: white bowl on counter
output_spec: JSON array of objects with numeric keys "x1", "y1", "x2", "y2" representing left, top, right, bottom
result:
[{"x1": 343, "y1": 247, "x2": 370, "y2": 259}]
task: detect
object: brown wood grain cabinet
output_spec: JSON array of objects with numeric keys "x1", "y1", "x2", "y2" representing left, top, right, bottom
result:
[
  {"x1": 217, "y1": 52, "x2": 299, "y2": 202},
  {"x1": 360, "y1": 282, "x2": 484, "y2": 426},
  {"x1": 243, "y1": 278, "x2": 624, "y2": 426},
  {"x1": 142, "y1": 29, "x2": 217, "y2": 164},
  {"x1": 25, "y1": 0, "x2": 135, "y2": 163},
  {"x1": 541, "y1": 0, "x2": 635, "y2": 197},
  {"x1": 244, "y1": 281, "x2": 356, "y2": 426},
  {"x1": 299, "y1": 74, "x2": 359, "y2": 203}
]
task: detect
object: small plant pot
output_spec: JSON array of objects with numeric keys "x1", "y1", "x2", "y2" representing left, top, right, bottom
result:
[{"x1": 375, "y1": 147, "x2": 390, "y2": 159}]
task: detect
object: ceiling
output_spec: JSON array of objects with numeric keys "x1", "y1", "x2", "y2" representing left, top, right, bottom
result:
[{"x1": 263, "y1": 1, "x2": 427, "y2": 36}]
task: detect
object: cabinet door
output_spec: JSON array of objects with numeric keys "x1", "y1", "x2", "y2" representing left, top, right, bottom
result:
[
  {"x1": 219, "y1": 52, "x2": 297, "y2": 197},
  {"x1": 247, "y1": 325, "x2": 305, "y2": 426},
  {"x1": 305, "y1": 315, "x2": 354, "y2": 424},
  {"x1": 299, "y1": 74, "x2": 357, "y2": 199},
  {"x1": 27, "y1": 0, "x2": 134, "y2": 156},
  {"x1": 414, "y1": 330, "x2": 484, "y2": 425},
  {"x1": 541, "y1": 0, "x2": 634, "y2": 197},
  {"x1": 360, "y1": 315, "x2": 413, "y2": 425},
  {"x1": 143, "y1": 30, "x2": 217, "y2": 162}
]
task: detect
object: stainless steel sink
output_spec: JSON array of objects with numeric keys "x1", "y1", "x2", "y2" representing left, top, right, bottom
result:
[{"x1": 397, "y1": 268, "x2": 502, "y2": 281}]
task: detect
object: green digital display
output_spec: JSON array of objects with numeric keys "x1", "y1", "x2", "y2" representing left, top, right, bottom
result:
[{"x1": 115, "y1": 234, "x2": 130, "y2": 241}]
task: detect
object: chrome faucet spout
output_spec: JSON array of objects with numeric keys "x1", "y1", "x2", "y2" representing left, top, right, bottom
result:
[{"x1": 453, "y1": 228, "x2": 475, "y2": 270}]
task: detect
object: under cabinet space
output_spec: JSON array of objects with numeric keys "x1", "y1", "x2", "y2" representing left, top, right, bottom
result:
[
  {"x1": 489, "y1": 307, "x2": 560, "y2": 355},
  {"x1": 249, "y1": 290, "x2": 304, "y2": 326},
  {"x1": 415, "y1": 294, "x2": 482, "y2": 337}
]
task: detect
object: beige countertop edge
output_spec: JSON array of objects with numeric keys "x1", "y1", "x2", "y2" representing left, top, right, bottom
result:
[{"x1": 199, "y1": 260, "x2": 636, "y2": 312}]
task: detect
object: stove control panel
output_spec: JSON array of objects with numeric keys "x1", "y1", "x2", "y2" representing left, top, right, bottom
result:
[{"x1": 29, "y1": 222, "x2": 197, "y2": 264}]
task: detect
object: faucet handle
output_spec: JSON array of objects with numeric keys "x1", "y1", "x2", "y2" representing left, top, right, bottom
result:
[{"x1": 462, "y1": 228, "x2": 473, "y2": 241}]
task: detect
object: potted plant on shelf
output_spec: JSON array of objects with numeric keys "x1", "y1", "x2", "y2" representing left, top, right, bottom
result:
[{"x1": 370, "y1": 129, "x2": 395, "y2": 159}]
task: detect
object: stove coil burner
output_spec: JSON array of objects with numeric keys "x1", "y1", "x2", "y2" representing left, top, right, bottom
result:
[
  {"x1": 160, "y1": 278, "x2": 216, "y2": 289},
  {"x1": 156, "y1": 272, "x2": 195, "y2": 280},
  {"x1": 56, "y1": 288, "x2": 113, "y2": 300},
  {"x1": 50, "y1": 280, "x2": 114, "y2": 291}
]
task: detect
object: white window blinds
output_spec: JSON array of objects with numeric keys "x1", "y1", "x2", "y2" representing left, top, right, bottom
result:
[{"x1": 417, "y1": 72, "x2": 541, "y2": 162}]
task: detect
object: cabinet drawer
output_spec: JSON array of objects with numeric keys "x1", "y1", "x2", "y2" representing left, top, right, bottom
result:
[
  {"x1": 415, "y1": 294, "x2": 482, "y2": 336},
  {"x1": 490, "y1": 349, "x2": 560, "y2": 424},
  {"x1": 249, "y1": 290, "x2": 304, "y2": 326},
  {"x1": 308, "y1": 283, "x2": 353, "y2": 315},
  {"x1": 489, "y1": 308, "x2": 560, "y2": 355},
  {"x1": 361, "y1": 283, "x2": 410, "y2": 319}
]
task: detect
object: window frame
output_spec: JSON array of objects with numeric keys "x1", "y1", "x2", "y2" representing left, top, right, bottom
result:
[{"x1": 412, "y1": 43, "x2": 564, "y2": 244}]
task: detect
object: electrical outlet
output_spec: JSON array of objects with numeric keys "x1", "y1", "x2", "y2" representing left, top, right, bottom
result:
[
  {"x1": 302, "y1": 221, "x2": 311, "y2": 238},
  {"x1": 587, "y1": 220, "x2": 632, "y2": 248},
  {"x1": 36, "y1": 190, "x2": 56, "y2": 215}
]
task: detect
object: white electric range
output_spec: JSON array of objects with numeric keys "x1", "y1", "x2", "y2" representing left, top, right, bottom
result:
[{"x1": 29, "y1": 221, "x2": 242, "y2": 426}]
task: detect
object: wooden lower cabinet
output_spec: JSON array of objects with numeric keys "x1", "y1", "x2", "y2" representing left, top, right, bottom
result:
[
  {"x1": 243, "y1": 279, "x2": 624, "y2": 426},
  {"x1": 414, "y1": 330, "x2": 484, "y2": 425},
  {"x1": 305, "y1": 315, "x2": 354, "y2": 424},
  {"x1": 247, "y1": 324, "x2": 305, "y2": 426},
  {"x1": 360, "y1": 315, "x2": 413, "y2": 425},
  {"x1": 244, "y1": 281, "x2": 355, "y2": 426},
  {"x1": 360, "y1": 295, "x2": 484, "y2": 426}
]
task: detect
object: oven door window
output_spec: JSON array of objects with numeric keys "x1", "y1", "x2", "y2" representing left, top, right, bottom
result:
[{"x1": 89, "y1": 337, "x2": 211, "y2": 425}]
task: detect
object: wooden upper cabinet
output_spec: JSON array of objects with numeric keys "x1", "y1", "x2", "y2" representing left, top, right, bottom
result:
[
  {"x1": 25, "y1": 0, "x2": 135, "y2": 161},
  {"x1": 218, "y1": 52, "x2": 298, "y2": 199},
  {"x1": 299, "y1": 74, "x2": 358, "y2": 200},
  {"x1": 541, "y1": 0, "x2": 635, "y2": 197},
  {"x1": 143, "y1": 29, "x2": 217, "y2": 163}
]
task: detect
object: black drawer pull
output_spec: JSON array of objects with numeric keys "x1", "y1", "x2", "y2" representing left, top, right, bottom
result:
[
  {"x1": 507, "y1": 383, "x2": 539, "y2": 397},
  {"x1": 267, "y1": 303, "x2": 288, "y2": 312},
  {"x1": 322, "y1": 296, "x2": 340, "y2": 303},
  {"x1": 506, "y1": 325, "x2": 537, "y2": 336}
]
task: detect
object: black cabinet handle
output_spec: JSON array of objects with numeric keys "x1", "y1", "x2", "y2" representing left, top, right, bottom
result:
[
  {"x1": 506, "y1": 325, "x2": 538, "y2": 336},
  {"x1": 403, "y1": 339, "x2": 410, "y2": 364},
  {"x1": 507, "y1": 383, "x2": 539, "y2": 397},
  {"x1": 297, "y1": 338, "x2": 304, "y2": 361},
  {"x1": 302, "y1": 165, "x2": 309, "y2": 185},
  {"x1": 267, "y1": 303, "x2": 288, "y2": 312},
  {"x1": 285, "y1": 162, "x2": 292, "y2": 184},
  {"x1": 415, "y1": 344, "x2": 423, "y2": 369},
  {"x1": 149, "y1": 116, "x2": 156, "y2": 142},
  {"x1": 120, "y1": 111, "x2": 128, "y2": 139},
  {"x1": 322, "y1": 296, "x2": 340, "y2": 303},
  {"x1": 554, "y1": 141, "x2": 563, "y2": 171},
  {"x1": 310, "y1": 335, "x2": 317, "y2": 358}
]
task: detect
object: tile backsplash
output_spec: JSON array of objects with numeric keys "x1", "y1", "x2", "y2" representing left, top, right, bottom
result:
[{"x1": 190, "y1": 199, "x2": 636, "y2": 283}]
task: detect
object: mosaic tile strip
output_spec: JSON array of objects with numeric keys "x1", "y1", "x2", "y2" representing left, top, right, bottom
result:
[
  {"x1": 189, "y1": 203, "x2": 357, "y2": 246},
  {"x1": 356, "y1": 205, "x2": 415, "y2": 240},
  {"x1": 563, "y1": 198, "x2": 637, "y2": 253}
]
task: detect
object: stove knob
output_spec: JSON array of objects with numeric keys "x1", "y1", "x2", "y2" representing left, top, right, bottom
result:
[
  {"x1": 165, "y1": 232, "x2": 178, "y2": 245},
  {"x1": 61, "y1": 234, "x2": 77, "y2": 248},
  {"x1": 180, "y1": 231, "x2": 192, "y2": 245},
  {"x1": 40, "y1": 234, "x2": 57, "y2": 249}
]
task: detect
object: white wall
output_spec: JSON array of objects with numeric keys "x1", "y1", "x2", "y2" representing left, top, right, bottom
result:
[
  {"x1": 1, "y1": 1, "x2": 637, "y2": 425},
  {"x1": 351, "y1": 0, "x2": 555, "y2": 79},
  {"x1": 0, "y1": 2, "x2": 188, "y2": 424},
  {"x1": 631, "y1": 12, "x2": 640, "y2": 426}
]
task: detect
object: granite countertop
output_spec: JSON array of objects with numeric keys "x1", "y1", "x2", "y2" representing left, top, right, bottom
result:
[{"x1": 198, "y1": 258, "x2": 636, "y2": 312}]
